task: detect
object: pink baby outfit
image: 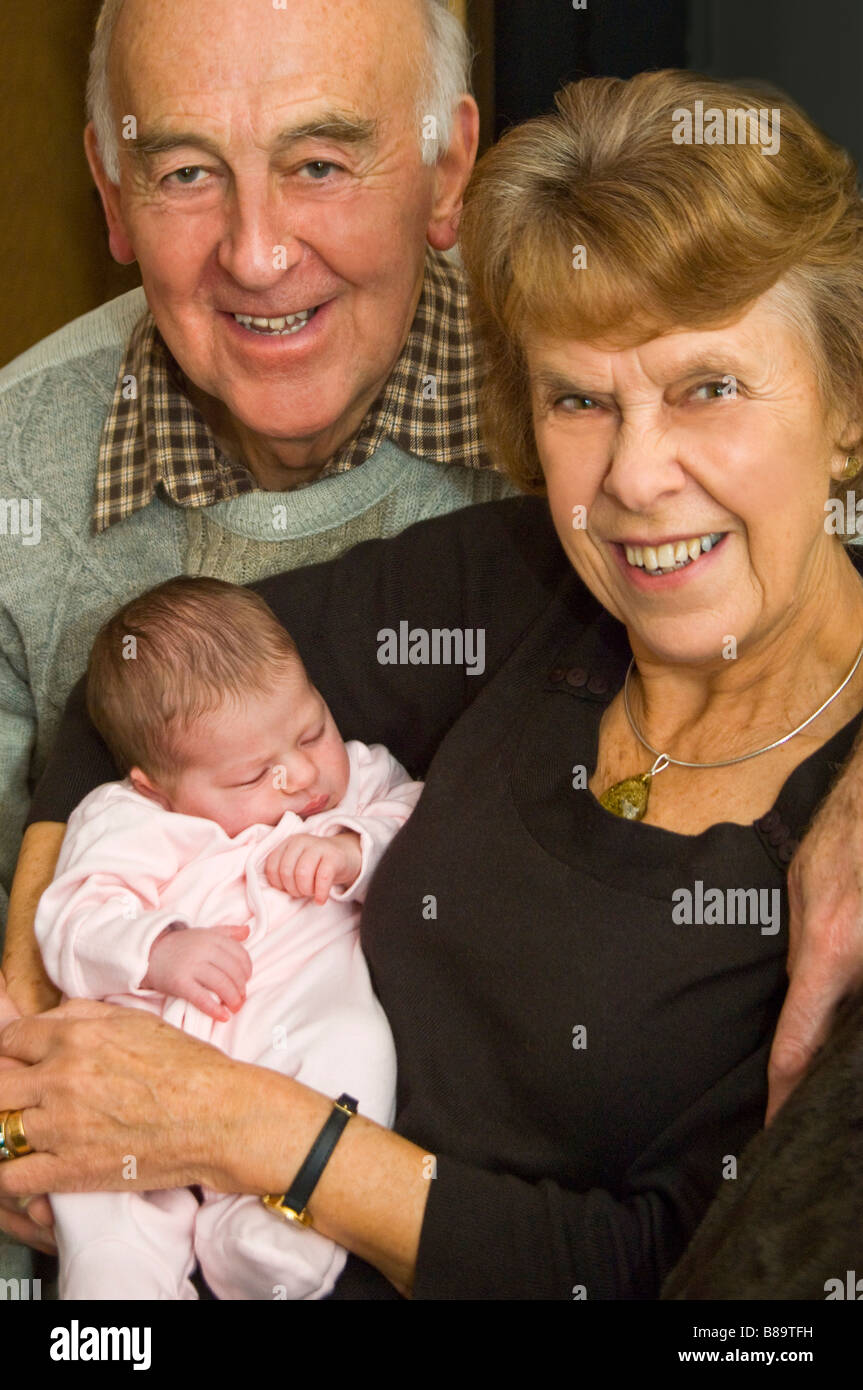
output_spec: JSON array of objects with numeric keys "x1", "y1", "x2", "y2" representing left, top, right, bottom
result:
[{"x1": 35, "y1": 740, "x2": 422, "y2": 1301}]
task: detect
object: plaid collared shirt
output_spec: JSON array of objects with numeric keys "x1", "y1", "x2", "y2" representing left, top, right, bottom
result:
[{"x1": 92, "y1": 248, "x2": 490, "y2": 533}]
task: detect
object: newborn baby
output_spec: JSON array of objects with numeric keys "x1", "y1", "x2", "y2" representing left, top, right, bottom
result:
[{"x1": 35, "y1": 576, "x2": 422, "y2": 1301}]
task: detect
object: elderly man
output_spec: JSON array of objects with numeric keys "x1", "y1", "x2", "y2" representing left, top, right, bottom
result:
[
  {"x1": 0, "y1": 0, "x2": 512, "y2": 1276},
  {"x1": 0, "y1": 0, "x2": 511, "y2": 966}
]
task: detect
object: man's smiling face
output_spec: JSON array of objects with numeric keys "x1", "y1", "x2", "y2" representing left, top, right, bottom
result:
[{"x1": 87, "y1": 0, "x2": 474, "y2": 470}]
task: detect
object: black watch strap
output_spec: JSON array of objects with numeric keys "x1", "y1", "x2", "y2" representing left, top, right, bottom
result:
[{"x1": 263, "y1": 1093, "x2": 358, "y2": 1226}]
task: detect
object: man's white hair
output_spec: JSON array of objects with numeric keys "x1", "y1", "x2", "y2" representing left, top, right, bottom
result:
[{"x1": 87, "y1": 0, "x2": 472, "y2": 183}]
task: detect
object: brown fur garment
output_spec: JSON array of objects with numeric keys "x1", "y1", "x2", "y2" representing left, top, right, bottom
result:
[{"x1": 662, "y1": 986, "x2": 863, "y2": 1299}]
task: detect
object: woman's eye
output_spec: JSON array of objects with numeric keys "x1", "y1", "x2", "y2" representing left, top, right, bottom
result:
[{"x1": 692, "y1": 378, "x2": 737, "y2": 401}]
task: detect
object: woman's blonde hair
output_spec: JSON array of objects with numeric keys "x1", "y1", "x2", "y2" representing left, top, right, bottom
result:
[{"x1": 459, "y1": 69, "x2": 863, "y2": 495}]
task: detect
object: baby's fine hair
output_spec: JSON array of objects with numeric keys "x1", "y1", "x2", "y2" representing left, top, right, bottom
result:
[{"x1": 86, "y1": 576, "x2": 299, "y2": 779}]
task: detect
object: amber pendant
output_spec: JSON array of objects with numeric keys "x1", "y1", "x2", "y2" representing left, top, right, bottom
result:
[{"x1": 599, "y1": 754, "x2": 669, "y2": 821}]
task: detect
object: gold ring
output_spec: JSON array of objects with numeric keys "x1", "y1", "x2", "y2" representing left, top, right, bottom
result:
[{"x1": 0, "y1": 1110, "x2": 32, "y2": 1160}]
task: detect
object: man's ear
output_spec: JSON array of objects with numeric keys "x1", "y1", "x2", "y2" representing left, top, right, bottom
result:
[
  {"x1": 84, "y1": 122, "x2": 138, "y2": 266},
  {"x1": 426, "y1": 95, "x2": 480, "y2": 252},
  {"x1": 129, "y1": 767, "x2": 173, "y2": 810}
]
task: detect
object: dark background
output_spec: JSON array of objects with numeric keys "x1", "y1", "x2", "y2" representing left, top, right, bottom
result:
[
  {"x1": 1, "y1": 0, "x2": 858, "y2": 366},
  {"x1": 488, "y1": 0, "x2": 859, "y2": 159}
]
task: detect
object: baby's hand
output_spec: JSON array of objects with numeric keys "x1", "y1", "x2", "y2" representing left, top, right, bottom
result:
[
  {"x1": 140, "y1": 923, "x2": 252, "y2": 1022},
  {"x1": 264, "y1": 832, "x2": 362, "y2": 904}
]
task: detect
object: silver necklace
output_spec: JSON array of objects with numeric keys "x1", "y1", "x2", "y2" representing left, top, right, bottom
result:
[{"x1": 599, "y1": 638, "x2": 863, "y2": 820}]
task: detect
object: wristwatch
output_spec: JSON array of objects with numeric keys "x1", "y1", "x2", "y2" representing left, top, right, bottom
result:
[{"x1": 262, "y1": 1093, "x2": 358, "y2": 1226}]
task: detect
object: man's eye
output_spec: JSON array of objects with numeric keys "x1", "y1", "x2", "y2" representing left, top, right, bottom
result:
[
  {"x1": 555, "y1": 394, "x2": 598, "y2": 412},
  {"x1": 300, "y1": 161, "x2": 339, "y2": 180},
  {"x1": 166, "y1": 166, "x2": 208, "y2": 187}
]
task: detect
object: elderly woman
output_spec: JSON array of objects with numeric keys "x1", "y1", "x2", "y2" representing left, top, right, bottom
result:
[{"x1": 2, "y1": 69, "x2": 863, "y2": 1299}]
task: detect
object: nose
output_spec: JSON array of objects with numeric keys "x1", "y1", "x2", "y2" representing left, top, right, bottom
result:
[
  {"x1": 216, "y1": 176, "x2": 304, "y2": 288},
  {"x1": 276, "y1": 751, "x2": 317, "y2": 797},
  {"x1": 601, "y1": 412, "x2": 687, "y2": 515}
]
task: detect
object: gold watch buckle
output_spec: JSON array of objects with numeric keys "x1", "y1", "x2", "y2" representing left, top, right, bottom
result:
[{"x1": 262, "y1": 1192, "x2": 313, "y2": 1226}]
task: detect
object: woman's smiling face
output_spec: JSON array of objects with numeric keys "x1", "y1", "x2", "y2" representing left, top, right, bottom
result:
[{"x1": 528, "y1": 287, "x2": 855, "y2": 666}]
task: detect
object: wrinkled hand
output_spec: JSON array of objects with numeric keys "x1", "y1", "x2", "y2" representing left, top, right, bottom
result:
[
  {"x1": 769, "y1": 783, "x2": 863, "y2": 1122},
  {"x1": 0, "y1": 970, "x2": 55, "y2": 1252},
  {"x1": 0, "y1": 1000, "x2": 251, "y2": 1198},
  {"x1": 264, "y1": 832, "x2": 362, "y2": 904},
  {"x1": 141, "y1": 924, "x2": 252, "y2": 1022}
]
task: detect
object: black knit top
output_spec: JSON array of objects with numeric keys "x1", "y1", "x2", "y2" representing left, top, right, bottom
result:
[{"x1": 28, "y1": 497, "x2": 863, "y2": 1300}]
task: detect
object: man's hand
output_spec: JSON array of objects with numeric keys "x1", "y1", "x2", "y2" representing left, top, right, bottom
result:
[
  {"x1": 140, "y1": 924, "x2": 252, "y2": 1022},
  {"x1": 2, "y1": 821, "x2": 66, "y2": 1016},
  {"x1": 0, "y1": 970, "x2": 55, "y2": 1252},
  {"x1": 264, "y1": 831, "x2": 362, "y2": 904},
  {"x1": 769, "y1": 780, "x2": 863, "y2": 1122}
]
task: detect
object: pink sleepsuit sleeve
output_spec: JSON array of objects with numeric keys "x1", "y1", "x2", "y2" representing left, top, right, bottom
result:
[
  {"x1": 310, "y1": 741, "x2": 424, "y2": 903},
  {"x1": 34, "y1": 782, "x2": 201, "y2": 999}
]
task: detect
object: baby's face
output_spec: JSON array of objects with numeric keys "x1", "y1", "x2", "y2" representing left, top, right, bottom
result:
[{"x1": 153, "y1": 661, "x2": 350, "y2": 836}]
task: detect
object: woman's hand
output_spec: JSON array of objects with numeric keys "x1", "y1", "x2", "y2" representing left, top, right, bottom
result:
[
  {"x1": 0, "y1": 992, "x2": 430, "y2": 1295},
  {"x1": 769, "y1": 774, "x2": 863, "y2": 1122},
  {"x1": 0, "y1": 999, "x2": 249, "y2": 1199},
  {"x1": 0, "y1": 970, "x2": 56, "y2": 1252}
]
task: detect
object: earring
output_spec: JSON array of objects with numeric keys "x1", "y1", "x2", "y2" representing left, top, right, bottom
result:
[{"x1": 842, "y1": 455, "x2": 862, "y2": 480}]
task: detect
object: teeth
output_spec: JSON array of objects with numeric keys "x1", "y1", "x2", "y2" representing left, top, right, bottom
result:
[
  {"x1": 233, "y1": 308, "x2": 316, "y2": 335},
  {"x1": 623, "y1": 533, "x2": 723, "y2": 575}
]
